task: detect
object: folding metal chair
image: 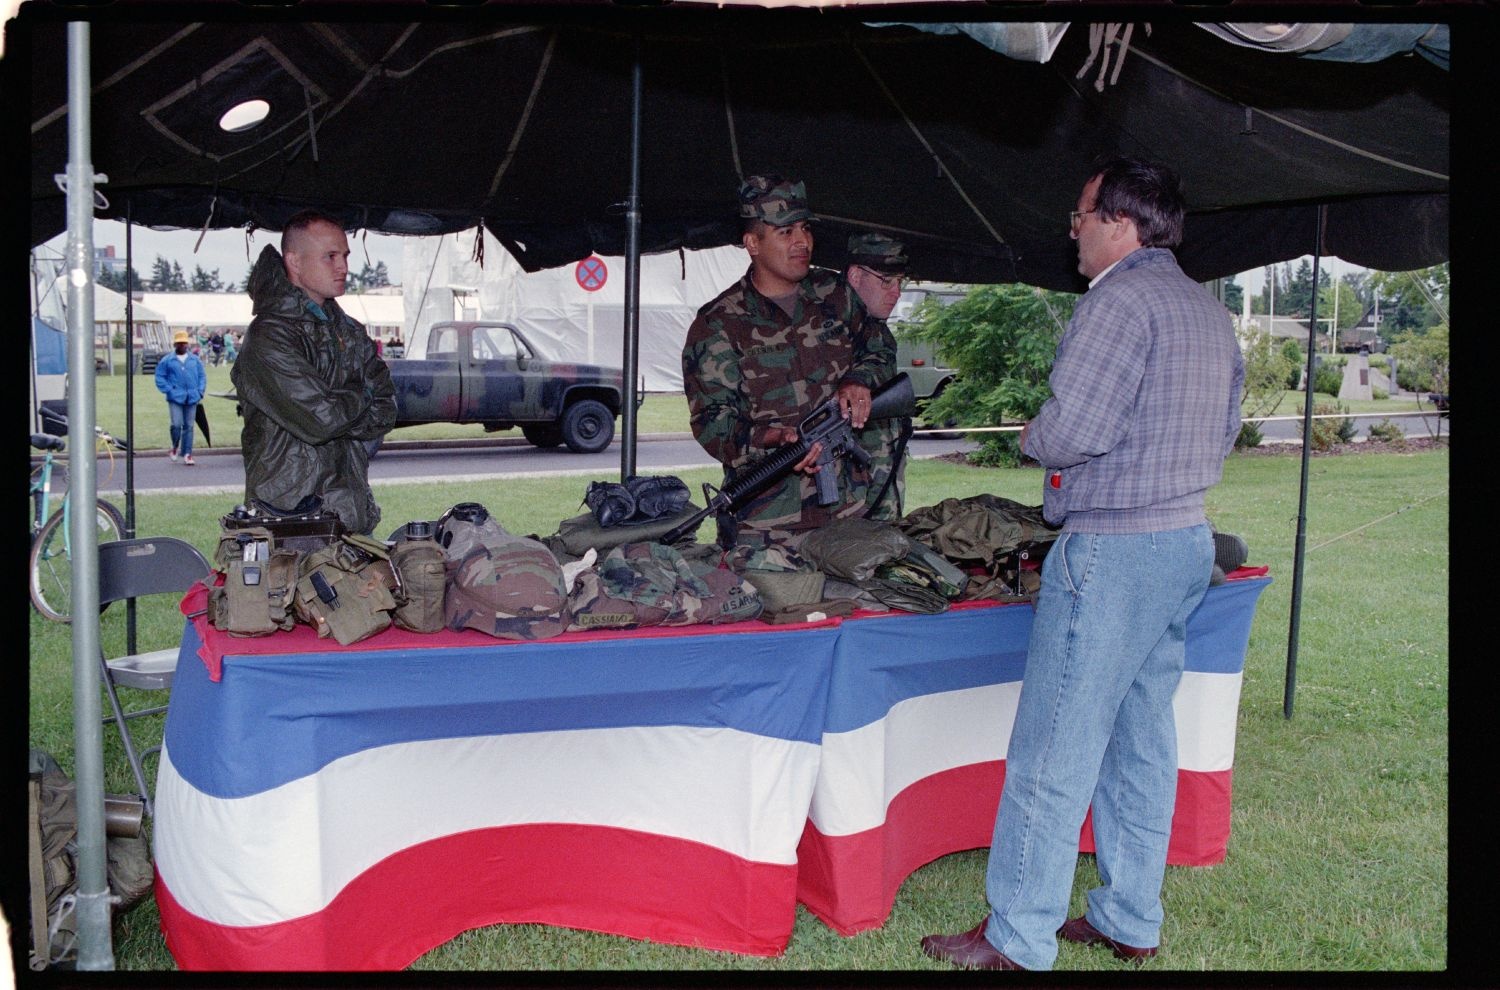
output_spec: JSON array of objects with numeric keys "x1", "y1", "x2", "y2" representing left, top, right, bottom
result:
[{"x1": 97, "y1": 537, "x2": 212, "y2": 817}]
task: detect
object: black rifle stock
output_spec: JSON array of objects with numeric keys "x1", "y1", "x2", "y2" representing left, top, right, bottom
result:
[{"x1": 661, "y1": 373, "x2": 915, "y2": 545}]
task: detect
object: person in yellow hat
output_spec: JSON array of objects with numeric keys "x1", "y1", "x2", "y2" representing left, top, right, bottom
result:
[{"x1": 155, "y1": 329, "x2": 207, "y2": 465}]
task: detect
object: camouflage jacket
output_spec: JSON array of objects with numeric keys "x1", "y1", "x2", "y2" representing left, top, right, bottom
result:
[
  {"x1": 232, "y1": 245, "x2": 396, "y2": 535},
  {"x1": 682, "y1": 265, "x2": 896, "y2": 541}
]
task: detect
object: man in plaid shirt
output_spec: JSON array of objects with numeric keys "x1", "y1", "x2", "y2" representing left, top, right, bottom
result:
[{"x1": 922, "y1": 157, "x2": 1244, "y2": 971}]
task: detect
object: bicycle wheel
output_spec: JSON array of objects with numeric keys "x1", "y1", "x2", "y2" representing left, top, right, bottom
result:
[{"x1": 29, "y1": 498, "x2": 126, "y2": 623}]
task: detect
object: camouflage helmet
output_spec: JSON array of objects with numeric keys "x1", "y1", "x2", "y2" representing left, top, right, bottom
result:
[
  {"x1": 847, "y1": 232, "x2": 908, "y2": 274},
  {"x1": 738, "y1": 174, "x2": 815, "y2": 226}
]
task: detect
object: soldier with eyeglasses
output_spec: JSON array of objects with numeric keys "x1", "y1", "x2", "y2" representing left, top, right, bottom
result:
[{"x1": 844, "y1": 233, "x2": 913, "y2": 520}]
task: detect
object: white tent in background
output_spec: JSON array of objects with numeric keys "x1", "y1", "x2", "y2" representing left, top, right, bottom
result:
[{"x1": 402, "y1": 231, "x2": 747, "y2": 392}]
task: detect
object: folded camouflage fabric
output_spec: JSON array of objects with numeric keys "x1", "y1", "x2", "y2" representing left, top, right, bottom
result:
[
  {"x1": 799, "y1": 517, "x2": 911, "y2": 583},
  {"x1": 566, "y1": 541, "x2": 761, "y2": 630}
]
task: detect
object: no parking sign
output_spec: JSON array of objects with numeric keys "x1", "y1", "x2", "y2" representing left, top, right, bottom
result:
[{"x1": 575, "y1": 256, "x2": 608, "y2": 292}]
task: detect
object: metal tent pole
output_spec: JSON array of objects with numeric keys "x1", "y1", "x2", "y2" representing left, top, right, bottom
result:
[
  {"x1": 619, "y1": 28, "x2": 643, "y2": 483},
  {"x1": 125, "y1": 211, "x2": 138, "y2": 654},
  {"x1": 64, "y1": 18, "x2": 116, "y2": 970},
  {"x1": 1284, "y1": 208, "x2": 1327, "y2": 719}
]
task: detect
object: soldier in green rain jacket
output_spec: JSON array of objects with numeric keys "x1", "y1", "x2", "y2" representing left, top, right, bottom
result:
[
  {"x1": 682, "y1": 175, "x2": 896, "y2": 549},
  {"x1": 232, "y1": 211, "x2": 395, "y2": 535}
]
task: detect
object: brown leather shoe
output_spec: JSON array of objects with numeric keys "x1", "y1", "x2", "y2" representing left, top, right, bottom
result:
[
  {"x1": 921, "y1": 921, "x2": 1026, "y2": 970},
  {"x1": 1057, "y1": 915, "x2": 1157, "y2": 962}
]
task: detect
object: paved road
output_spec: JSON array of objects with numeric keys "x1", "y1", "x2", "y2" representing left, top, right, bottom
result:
[
  {"x1": 92, "y1": 411, "x2": 1447, "y2": 497},
  {"x1": 96, "y1": 433, "x2": 981, "y2": 496}
]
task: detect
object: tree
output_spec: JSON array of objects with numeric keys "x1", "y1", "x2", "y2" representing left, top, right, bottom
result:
[
  {"x1": 906, "y1": 284, "x2": 1074, "y2": 467},
  {"x1": 97, "y1": 264, "x2": 145, "y2": 293},
  {"x1": 170, "y1": 261, "x2": 187, "y2": 291},
  {"x1": 1389, "y1": 323, "x2": 1449, "y2": 394},
  {"x1": 1370, "y1": 264, "x2": 1448, "y2": 339},
  {"x1": 190, "y1": 265, "x2": 224, "y2": 292},
  {"x1": 353, "y1": 261, "x2": 391, "y2": 292},
  {"x1": 1220, "y1": 276, "x2": 1242, "y2": 315},
  {"x1": 149, "y1": 255, "x2": 174, "y2": 292}
]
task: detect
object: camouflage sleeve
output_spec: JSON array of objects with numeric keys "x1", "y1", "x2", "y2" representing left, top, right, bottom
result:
[
  {"x1": 682, "y1": 311, "x2": 752, "y2": 468},
  {"x1": 838, "y1": 286, "x2": 897, "y2": 390}
]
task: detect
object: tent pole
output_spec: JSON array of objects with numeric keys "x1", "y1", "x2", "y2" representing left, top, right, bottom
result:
[
  {"x1": 124, "y1": 209, "x2": 138, "y2": 654},
  {"x1": 64, "y1": 19, "x2": 117, "y2": 970},
  {"x1": 619, "y1": 28, "x2": 644, "y2": 482},
  {"x1": 1284, "y1": 209, "x2": 1327, "y2": 719}
]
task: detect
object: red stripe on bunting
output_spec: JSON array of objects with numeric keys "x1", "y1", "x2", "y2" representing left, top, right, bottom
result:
[
  {"x1": 796, "y1": 763, "x2": 1233, "y2": 935},
  {"x1": 158, "y1": 823, "x2": 798, "y2": 969}
]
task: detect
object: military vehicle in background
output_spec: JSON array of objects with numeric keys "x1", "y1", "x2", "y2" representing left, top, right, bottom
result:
[
  {"x1": 889, "y1": 284, "x2": 964, "y2": 434},
  {"x1": 376, "y1": 320, "x2": 632, "y2": 455}
]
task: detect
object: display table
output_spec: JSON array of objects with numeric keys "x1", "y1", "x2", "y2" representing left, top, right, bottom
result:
[
  {"x1": 794, "y1": 575, "x2": 1270, "y2": 935},
  {"x1": 153, "y1": 575, "x2": 1269, "y2": 970}
]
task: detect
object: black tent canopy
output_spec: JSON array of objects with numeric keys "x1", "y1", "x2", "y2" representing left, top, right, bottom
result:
[{"x1": 25, "y1": 10, "x2": 1448, "y2": 292}]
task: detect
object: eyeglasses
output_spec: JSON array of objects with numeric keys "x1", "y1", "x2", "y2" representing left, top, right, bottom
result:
[
  {"x1": 1069, "y1": 207, "x2": 1101, "y2": 230},
  {"x1": 856, "y1": 266, "x2": 907, "y2": 290}
]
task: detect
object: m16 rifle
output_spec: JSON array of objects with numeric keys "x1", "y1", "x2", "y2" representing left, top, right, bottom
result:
[{"x1": 661, "y1": 372, "x2": 916, "y2": 545}]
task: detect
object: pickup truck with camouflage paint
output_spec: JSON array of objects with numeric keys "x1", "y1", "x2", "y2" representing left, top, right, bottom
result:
[{"x1": 377, "y1": 320, "x2": 629, "y2": 454}]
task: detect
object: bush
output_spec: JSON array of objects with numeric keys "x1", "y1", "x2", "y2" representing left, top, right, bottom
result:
[
  {"x1": 906, "y1": 284, "x2": 1074, "y2": 467},
  {"x1": 1280, "y1": 340, "x2": 1304, "y2": 389},
  {"x1": 1312, "y1": 363, "x2": 1343, "y2": 397},
  {"x1": 1366, "y1": 418, "x2": 1407, "y2": 447},
  {"x1": 1299, "y1": 401, "x2": 1355, "y2": 451},
  {"x1": 1234, "y1": 420, "x2": 1264, "y2": 449},
  {"x1": 1372, "y1": 387, "x2": 1388, "y2": 401}
]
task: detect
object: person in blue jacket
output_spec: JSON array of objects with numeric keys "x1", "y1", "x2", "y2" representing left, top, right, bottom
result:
[{"x1": 155, "y1": 329, "x2": 208, "y2": 465}]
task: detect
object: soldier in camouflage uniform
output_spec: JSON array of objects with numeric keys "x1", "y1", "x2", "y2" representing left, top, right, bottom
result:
[
  {"x1": 682, "y1": 175, "x2": 896, "y2": 550},
  {"x1": 845, "y1": 233, "x2": 913, "y2": 521}
]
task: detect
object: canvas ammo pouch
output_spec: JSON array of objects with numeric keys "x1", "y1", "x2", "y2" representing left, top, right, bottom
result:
[
  {"x1": 389, "y1": 522, "x2": 447, "y2": 633},
  {"x1": 294, "y1": 533, "x2": 399, "y2": 645},
  {"x1": 208, "y1": 526, "x2": 300, "y2": 636}
]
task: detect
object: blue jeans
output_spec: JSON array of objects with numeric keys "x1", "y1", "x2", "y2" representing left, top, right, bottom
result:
[
  {"x1": 982, "y1": 524, "x2": 1212, "y2": 970},
  {"x1": 168, "y1": 401, "x2": 197, "y2": 457}
]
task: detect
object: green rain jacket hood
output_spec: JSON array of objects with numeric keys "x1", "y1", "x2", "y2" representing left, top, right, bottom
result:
[{"x1": 230, "y1": 244, "x2": 396, "y2": 534}]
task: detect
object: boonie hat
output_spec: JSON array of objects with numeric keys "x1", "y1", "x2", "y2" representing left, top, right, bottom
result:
[
  {"x1": 172, "y1": 330, "x2": 191, "y2": 344},
  {"x1": 739, "y1": 174, "x2": 815, "y2": 226},
  {"x1": 847, "y1": 232, "x2": 909, "y2": 274}
]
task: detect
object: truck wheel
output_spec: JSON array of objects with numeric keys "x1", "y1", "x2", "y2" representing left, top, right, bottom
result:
[
  {"x1": 560, "y1": 400, "x2": 614, "y2": 454},
  {"x1": 364, "y1": 437, "x2": 384, "y2": 459},
  {"x1": 522, "y1": 423, "x2": 564, "y2": 448}
]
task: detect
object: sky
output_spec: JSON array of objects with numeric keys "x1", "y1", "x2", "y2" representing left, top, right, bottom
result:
[
  {"x1": 39, "y1": 222, "x2": 412, "y2": 289},
  {"x1": 42, "y1": 218, "x2": 1357, "y2": 300}
]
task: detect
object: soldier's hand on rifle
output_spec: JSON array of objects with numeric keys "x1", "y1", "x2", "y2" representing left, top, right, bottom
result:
[
  {"x1": 836, "y1": 382, "x2": 874, "y2": 428},
  {"x1": 760, "y1": 425, "x2": 823, "y2": 475}
]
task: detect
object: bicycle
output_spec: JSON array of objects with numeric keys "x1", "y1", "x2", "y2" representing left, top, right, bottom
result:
[{"x1": 29, "y1": 424, "x2": 128, "y2": 623}]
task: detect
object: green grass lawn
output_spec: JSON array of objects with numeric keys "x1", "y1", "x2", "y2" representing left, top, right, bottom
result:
[{"x1": 28, "y1": 441, "x2": 1448, "y2": 971}]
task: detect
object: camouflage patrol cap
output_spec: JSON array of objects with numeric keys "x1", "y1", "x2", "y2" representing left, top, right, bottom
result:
[
  {"x1": 738, "y1": 174, "x2": 815, "y2": 226},
  {"x1": 847, "y1": 232, "x2": 909, "y2": 274}
]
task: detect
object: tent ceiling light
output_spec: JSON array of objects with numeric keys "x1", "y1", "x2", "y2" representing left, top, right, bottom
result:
[{"x1": 219, "y1": 99, "x2": 270, "y2": 133}]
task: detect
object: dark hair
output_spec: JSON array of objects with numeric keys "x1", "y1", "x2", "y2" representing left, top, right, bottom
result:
[
  {"x1": 281, "y1": 210, "x2": 344, "y2": 254},
  {"x1": 1091, "y1": 157, "x2": 1186, "y2": 249}
]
